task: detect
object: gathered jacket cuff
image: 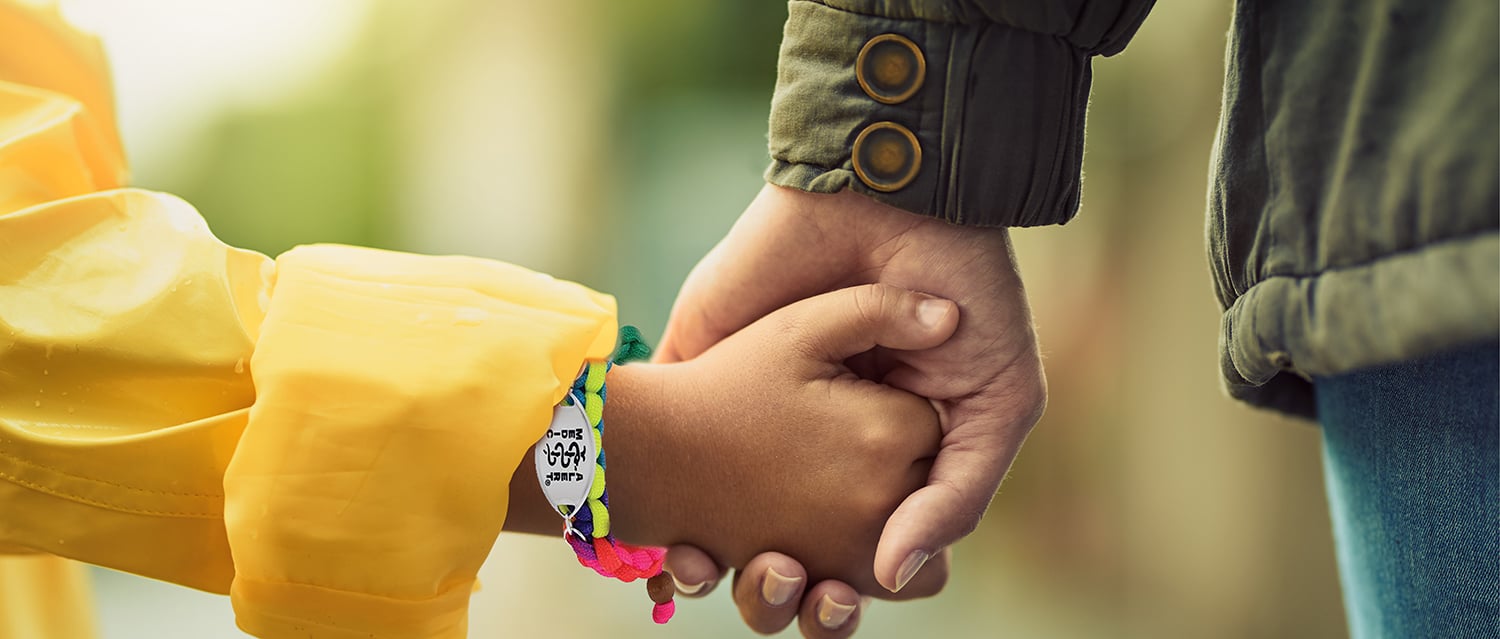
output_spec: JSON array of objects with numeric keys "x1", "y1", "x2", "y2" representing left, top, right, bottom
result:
[{"x1": 765, "y1": 0, "x2": 1154, "y2": 227}]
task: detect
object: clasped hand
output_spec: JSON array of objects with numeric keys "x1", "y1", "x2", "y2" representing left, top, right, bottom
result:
[{"x1": 655, "y1": 185, "x2": 1047, "y2": 638}]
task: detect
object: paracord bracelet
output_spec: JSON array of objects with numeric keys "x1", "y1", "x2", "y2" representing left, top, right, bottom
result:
[{"x1": 537, "y1": 326, "x2": 674, "y2": 623}]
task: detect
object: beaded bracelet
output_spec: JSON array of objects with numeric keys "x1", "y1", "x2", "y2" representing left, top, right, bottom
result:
[{"x1": 536, "y1": 326, "x2": 675, "y2": 623}]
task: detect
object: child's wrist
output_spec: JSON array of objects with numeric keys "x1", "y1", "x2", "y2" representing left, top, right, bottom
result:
[
  {"x1": 527, "y1": 332, "x2": 678, "y2": 625},
  {"x1": 500, "y1": 363, "x2": 669, "y2": 538},
  {"x1": 596, "y1": 361, "x2": 676, "y2": 547}
]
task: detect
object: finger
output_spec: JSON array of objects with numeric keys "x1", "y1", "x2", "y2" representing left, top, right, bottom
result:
[
  {"x1": 873, "y1": 413, "x2": 1024, "y2": 593},
  {"x1": 654, "y1": 243, "x2": 729, "y2": 364},
  {"x1": 656, "y1": 187, "x2": 844, "y2": 363},
  {"x1": 780, "y1": 284, "x2": 959, "y2": 364},
  {"x1": 796, "y1": 581, "x2": 864, "y2": 639},
  {"x1": 662, "y1": 545, "x2": 726, "y2": 598},
  {"x1": 732, "y1": 552, "x2": 808, "y2": 635},
  {"x1": 656, "y1": 238, "x2": 800, "y2": 364},
  {"x1": 876, "y1": 547, "x2": 950, "y2": 600},
  {"x1": 654, "y1": 244, "x2": 728, "y2": 364}
]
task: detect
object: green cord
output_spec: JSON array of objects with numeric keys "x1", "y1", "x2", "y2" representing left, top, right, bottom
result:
[{"x1": 613, "y1": 325, "x2": 652, "y2": 364}]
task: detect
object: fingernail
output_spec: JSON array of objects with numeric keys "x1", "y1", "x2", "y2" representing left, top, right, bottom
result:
[
  {"x1": 894, "y1": 550, "x2": 930, "y2": 592},
  {"x1": 816, "y1": 594, "x2": 857, "y2": 630},
  {"x1": 761, "y1": 567, "x2": 802, "y2": 607},
  {"x1": 916, "y1": 299, "x2": 950, "y2": 328},
  {"x1": 671, "y1": 573, "x2": 710, "y2": 596}
]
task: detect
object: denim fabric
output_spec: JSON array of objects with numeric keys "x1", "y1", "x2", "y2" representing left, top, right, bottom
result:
[{"x1": 1317, "y1": 341, "x2": 1499, "y2": 638}]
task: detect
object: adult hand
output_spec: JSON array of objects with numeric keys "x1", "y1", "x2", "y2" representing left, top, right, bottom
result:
[{"x1": 655, "y1": 184, "x2": 1047, "y2": 637}]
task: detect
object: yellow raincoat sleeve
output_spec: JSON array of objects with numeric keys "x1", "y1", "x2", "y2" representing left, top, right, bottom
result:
[{"x1": 0, "y1": 3, "x2": 618, "y2": 637}]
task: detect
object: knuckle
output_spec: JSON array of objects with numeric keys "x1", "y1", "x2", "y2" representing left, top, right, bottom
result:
[
  {"x1": 856, "y1": 422, "x2": 902, "y2": 454},
  {"x1": 781, "y1": 313, "x2": 821, "y2": 360},
  {"x1": 850, "y1": 283, "x2": 893, "y2": 327},
  {"x1": 954, "y1": 512, "x2": 983, "y2": 539}
]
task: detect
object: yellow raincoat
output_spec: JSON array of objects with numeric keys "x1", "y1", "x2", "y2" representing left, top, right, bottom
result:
[{"x1": 0, "y1": 3, "x2": 617, "y2": 637}]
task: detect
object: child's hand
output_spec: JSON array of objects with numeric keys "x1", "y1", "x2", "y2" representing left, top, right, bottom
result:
[{"x1": 603, "y1": 284, "x2": 958, "y2": 598}]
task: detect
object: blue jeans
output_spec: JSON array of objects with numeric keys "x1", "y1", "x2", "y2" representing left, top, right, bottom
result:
[{"x1": 1317, "y1": 342, "x2": 1499, "y2": 639}]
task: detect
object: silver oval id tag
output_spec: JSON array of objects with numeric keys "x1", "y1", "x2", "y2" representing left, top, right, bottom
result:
[{"x1": 536, "y1": 392, "x2": 596, "y2": 519}]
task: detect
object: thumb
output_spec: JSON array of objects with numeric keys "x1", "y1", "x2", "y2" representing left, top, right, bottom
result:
[
  {"x1": 655, "y1": 247, "x2": 730, "y2": 364},
  {"x1": 781, "y1": 284, "x2": 959, "y2": 363},
  {"x1": 873, "y1": 483, "x2": 978, "y2": 594},
  {"x1": 873, "y1": 409, "x2": 1026, "y2": 593}
]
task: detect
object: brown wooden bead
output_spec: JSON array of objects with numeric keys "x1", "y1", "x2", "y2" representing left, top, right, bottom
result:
[{"x1": 647, "y1": 572, "x2": 676, "y2": 604}]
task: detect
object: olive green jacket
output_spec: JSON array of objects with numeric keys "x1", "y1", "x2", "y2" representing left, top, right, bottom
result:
[{"x1": 766, "y1": 0, "x2": 1498, "y2": 419}]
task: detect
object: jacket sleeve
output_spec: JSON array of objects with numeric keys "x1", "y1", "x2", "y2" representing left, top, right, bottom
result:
[
  {"x1": 765, "y1": 0, "x2": 1156, "y2": 226},
  {"x1": 0, "y1": 3, "x2": 619, "y2": 637},
  {"x1": 224, "y1": 244, "x2": 617, "y2": 639},
  {"x1": 0, "y1": 2, "x2": 250, "y2": 594}
]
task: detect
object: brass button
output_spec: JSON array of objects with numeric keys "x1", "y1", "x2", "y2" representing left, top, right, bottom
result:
[
  {"x1": 856, "y1": 34, "x2": 925, "y2": 104},
  {"x1": 852, "y1": 122, "x2": 920, "y2": 192}
]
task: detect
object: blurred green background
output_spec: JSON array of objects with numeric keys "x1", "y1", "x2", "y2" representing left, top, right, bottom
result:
[{"x1": 63, "y1": 0, "x2": 1346, "y2": 636}]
